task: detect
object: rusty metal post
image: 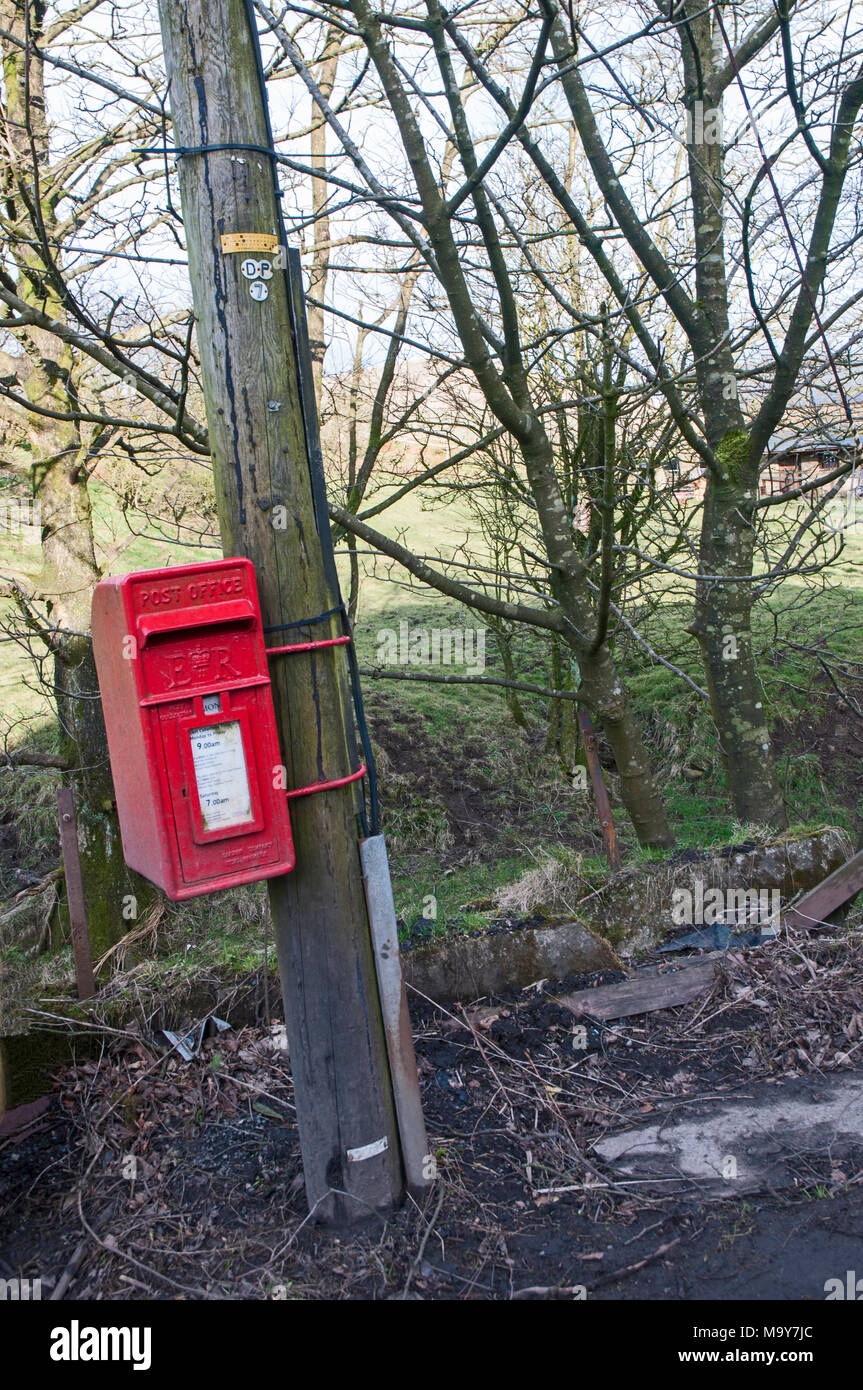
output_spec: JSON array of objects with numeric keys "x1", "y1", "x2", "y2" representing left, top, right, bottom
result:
[
  {"x1": 57, "y1": 788, "x2": 96, "y2": 999},
  {"x1": 577, "y1": 710, "x2": 622, "y2": 872}
]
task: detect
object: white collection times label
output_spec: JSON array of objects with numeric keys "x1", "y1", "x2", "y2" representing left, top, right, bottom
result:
[{"x1": 189, "y1": 720, "x2": 253, "y2": 830}]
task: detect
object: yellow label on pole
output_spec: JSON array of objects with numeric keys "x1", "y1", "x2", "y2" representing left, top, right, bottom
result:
[{"x1": 220, "y1": 232, "x2": 279, "y2": 254}]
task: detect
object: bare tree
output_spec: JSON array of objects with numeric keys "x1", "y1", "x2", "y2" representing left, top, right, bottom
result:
[
  {"x1": 0, "y1": 0, "x2": 194, "y2": 951},
  {"x1": 263, "y1": 0, "x2": 677, "y2": 846},
  {"x1": 6, "y1": 0, "x2": 859, "y2": 892},
  {"x1": 285, "y1": 0, "x2": 863, "y2": 831},
  {"x1": 538, "y1": 0, "x2": 863, "y2": 825}
]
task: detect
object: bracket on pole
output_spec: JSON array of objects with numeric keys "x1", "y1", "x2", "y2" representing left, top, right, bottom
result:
[{"x1": 220, "y1": 231, "x2": 279, "y2": 254}]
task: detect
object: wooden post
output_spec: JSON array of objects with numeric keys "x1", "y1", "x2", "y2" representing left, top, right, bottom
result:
[{"x1": 157, "y1": 0, "x2": 410, "y2": 1223}]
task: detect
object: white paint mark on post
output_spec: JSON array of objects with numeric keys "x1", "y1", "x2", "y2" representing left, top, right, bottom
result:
[{"x1": 347, "y1": 1135, "x2": 389, "y2": 1163}]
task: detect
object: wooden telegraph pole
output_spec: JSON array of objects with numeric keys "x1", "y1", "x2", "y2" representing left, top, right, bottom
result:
[{"x1": 157, "y1": 0, "x2": 422, "y2": 1223}]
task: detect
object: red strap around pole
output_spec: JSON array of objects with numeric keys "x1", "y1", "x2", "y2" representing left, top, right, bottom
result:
[
  {"x1": 266, "y1": 635, "x2": 351, "y2": 657},
  {"x1": 265, "y1": 632, "x2": 363, "y2": 799},
  {"x1": 285, "y1": 763, "x2": 367, "y2": 800}
]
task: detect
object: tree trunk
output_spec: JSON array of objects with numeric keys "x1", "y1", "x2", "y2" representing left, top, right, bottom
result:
[
  {"x1": 693, "y1": 468, "x2": 787, "y2": 826},
  {"x1": 545, "y1": 639, "x2": 561, "y2": 754},
  {"x1": 679, "y1": 12, "x2": 786, "y2": 830},
  {"x1": 496, "y1": 627, "x2": 528, "y2": 728},
  {"x1": 306, "y1": 23, "x2": 342, "y2": 402},
  {"x1": 28, "y1": 359, "x2": 158, "y2": 960},
  {"x1": 518, "y1": 432, "x2": 675, "y2": 849},
  {"x1": 0, "y1": 0, "x2": 156, "y2": 962},
  {"x1": 577, "y1": 643, "x2": 673, "y2": 849},
  {"x1": 548, "y1": 7, "x2": 790, "y2": 831}
]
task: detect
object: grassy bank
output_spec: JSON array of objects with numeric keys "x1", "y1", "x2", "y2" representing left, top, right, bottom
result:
[{"x1": 1, "y1": 481, "x2": 861, "y2": 1018}]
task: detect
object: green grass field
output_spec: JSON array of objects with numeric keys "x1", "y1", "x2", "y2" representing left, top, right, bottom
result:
[{"x1": 1, "y1": 469, "x2": 861, "y2": 1015}]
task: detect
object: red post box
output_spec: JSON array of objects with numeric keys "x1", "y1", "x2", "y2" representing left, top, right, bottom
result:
[{"x1": 91, "y1": 558, "x2": 295, "y2": 899}]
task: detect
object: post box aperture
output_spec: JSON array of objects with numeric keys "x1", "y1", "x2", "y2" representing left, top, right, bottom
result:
[{"x1": 91, "y1": 558, "x2": 295, "y2": 899}]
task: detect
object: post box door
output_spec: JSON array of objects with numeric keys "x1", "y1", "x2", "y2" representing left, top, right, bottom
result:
[{"x1": 157, "y1": 687, "x2": 284, "y2": 887}]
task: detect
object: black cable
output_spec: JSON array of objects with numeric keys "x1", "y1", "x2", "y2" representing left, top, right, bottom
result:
[
  {"x1": 341, "y1": 601, "x2": 380, "y2": 836},
  {"x1": 263, "y1": 605, "x2": 342, "y2": 634},
  {"x1": 263, "y1": 601, "x2": 380, "y2": 832},
  {"x1": 174, "y1": 141, "x2": 279, "y2": 159}
]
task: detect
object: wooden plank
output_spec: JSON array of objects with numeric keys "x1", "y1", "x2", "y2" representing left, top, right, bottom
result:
[
  {"x1": 557, "y1": 959, "x2": 718, "y2": 1021},
  {"x1": 57, "y1": 788, "x2": 95, "y2": 1000},
  {"x1": 0, "y1": 1095, "x2": 51, "y2": 1142},
  {"x1": 783, "y1": 848, "x2": 863, "y2": 931},
  {"x1": 361, "y1": 835, "x2": 431, "y2": 1194}
]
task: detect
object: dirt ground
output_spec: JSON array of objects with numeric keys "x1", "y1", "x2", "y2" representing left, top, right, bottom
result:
[
  {"x1": 3, "y1": 923, "x2": 863, "y2": 1302},
  {"x1": 370, "y1": 692, "x2": 604, "y2": 866},
  {"x1": 3, "y1": 687, "x2": 863, "y2": 1304}
]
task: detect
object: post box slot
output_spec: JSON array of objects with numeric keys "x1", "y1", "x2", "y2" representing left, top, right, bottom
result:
[
  {"x1": 136, "y1": 599, "x2": 256, "y2": 646},
  {"x1": 138, "y1": 673, "x2": 270, "y2": 708}
]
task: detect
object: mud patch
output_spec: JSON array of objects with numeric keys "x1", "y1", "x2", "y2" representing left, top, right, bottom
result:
[{"x1": 369, "y1": 696, "x2": 598, "y2": 863}]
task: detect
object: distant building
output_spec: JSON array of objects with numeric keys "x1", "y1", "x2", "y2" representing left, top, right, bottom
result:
[
  {"x1": 759, "y1": 438, "x2": 859, "y2": 497},
  {"x1": 657, "y1": 438, "x2": 860, "y2": 502},
  {"x1": 660, "y1": 456, "x2": 707, "y2": 501}
]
